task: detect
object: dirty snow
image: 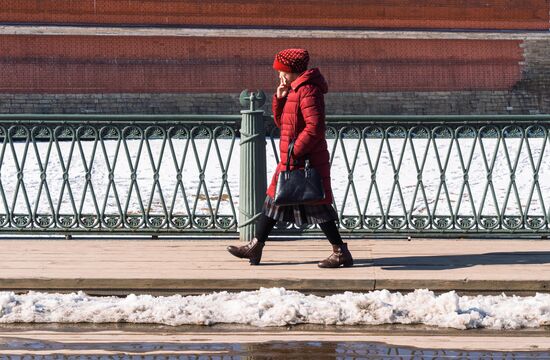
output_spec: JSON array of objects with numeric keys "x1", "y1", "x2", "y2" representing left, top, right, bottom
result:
[{"x1": 0, "y1": 288, "x2": 549, "y2": 330}]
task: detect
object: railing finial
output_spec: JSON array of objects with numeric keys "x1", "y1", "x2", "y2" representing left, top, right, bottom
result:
[{"x1": 239, "y1": 89, "x2": 266, "y2": 111}]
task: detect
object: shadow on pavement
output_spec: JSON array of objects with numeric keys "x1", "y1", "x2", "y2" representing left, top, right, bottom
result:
[{"x1": 375, "y1": 251, "x2": 550, "y2": 270}]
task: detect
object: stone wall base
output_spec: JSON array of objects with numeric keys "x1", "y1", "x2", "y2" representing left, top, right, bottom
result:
[{"x1": 0, "y1": 90, "x2": 547, "y2": 115}]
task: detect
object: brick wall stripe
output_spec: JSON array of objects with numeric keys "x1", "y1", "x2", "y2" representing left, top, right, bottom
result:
[
  {"x1": 1, "y1": 0, "x2": 549, "y2": 31},
  {"x1": 0, "y1": 35, "x2": 524, "y2": 93}
]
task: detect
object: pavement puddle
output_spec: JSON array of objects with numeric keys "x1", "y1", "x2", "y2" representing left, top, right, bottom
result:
[
  {"x1": 0, "y1": 339, "x2": 549, "y2": 358},
  {"x1": 0, "y1": 323, "x2": 549, "y2": 357}
]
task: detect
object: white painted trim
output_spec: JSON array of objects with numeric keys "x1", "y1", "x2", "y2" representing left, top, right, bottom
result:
[{"x1": 0, "y1": 25, "x2": 548, "y2": 40}]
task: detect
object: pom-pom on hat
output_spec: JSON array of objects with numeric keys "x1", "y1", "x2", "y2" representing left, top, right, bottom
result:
[{"x1": 273, "y1": 48, "x2": 309, "y2": 73}]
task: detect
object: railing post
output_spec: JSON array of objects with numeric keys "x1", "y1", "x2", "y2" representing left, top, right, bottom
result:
[{"x1": 238, "y1": 89, "x2": 267, "y2": 241}]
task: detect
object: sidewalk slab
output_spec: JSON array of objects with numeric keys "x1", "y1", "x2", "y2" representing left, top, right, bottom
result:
[
  {"x1": 2, "y1": 330, "x2": 550, "y2": 353},
  {"x1": 0, "y1": 239, "x2": 549, "y2": 295}
]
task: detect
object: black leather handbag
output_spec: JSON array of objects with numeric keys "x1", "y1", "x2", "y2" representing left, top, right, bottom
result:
[{"x1": 274, "y1": 139, "x2": 325, "y2": 206}]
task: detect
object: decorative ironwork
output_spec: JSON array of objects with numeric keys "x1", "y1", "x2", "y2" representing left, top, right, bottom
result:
[
  {"x1": 267, "y1": 115, "x2": 550, "y2": 236},
  {"x1": 0, "y1": 115, "x2": 239, "y2": 234},
  {"x1": 0, "y1": 114, "x2": 549, "y2": 237}
]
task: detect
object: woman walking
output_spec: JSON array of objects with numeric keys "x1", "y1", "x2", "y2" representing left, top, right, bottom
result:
[{"x1": 227, "y1": 48, "x2": 353, "y2": 268}]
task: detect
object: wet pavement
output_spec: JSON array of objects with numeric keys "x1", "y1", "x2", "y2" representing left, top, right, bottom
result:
[
  {"x1": 0, "y1": 324, "x2": 549, "y2": 358},
  {"x1": 0, "y1": 338, "x2": 549, "y2": 358}
]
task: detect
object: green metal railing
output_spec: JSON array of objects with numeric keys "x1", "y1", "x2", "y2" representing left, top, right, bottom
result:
[
  {"x1": 0, "y1": 114, "x2": 241, "y2": 235},
  {"x1": 267, "y1": 114, "x2": 550, "y2": 237},
  {"x1": 0, "y1": 106, "x2": 550, "y2": 238}
]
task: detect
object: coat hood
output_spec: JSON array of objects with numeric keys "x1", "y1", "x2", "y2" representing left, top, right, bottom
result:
[{"x1": 290, "y1": 67, "x2": 328, "y2": 94}]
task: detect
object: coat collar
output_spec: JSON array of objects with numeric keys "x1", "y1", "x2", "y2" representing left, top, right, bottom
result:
[{"x1": 290, "y1": 68, "x2": 328, "y2": 93}]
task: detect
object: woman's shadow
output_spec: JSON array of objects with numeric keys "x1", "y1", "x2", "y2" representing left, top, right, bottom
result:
[
  {"x1": 259, "y1": 251, "x2": 550, "y2": 269},
  {"x1": 260, "y1": 259, "x2": 373, "y2": 267},
  {"x1": 373, "y1": 251, "x2": 550, "y2": 270}
]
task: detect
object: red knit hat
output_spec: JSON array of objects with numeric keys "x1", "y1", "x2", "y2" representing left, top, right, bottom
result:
[{"x1": 273, "y1": 48, "x2": 309, "y2": 73}]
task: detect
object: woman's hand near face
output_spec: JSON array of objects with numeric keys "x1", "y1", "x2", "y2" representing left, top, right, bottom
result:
[{"x1": 276, "y1": 74, "x2": 290, "y2": 99}]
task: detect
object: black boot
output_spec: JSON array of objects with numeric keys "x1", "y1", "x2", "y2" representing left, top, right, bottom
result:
[{"x1": 226, "y1": 237, "x2": 265, "y2": 265}]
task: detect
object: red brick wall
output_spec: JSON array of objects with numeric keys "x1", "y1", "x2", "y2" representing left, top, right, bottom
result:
[
  {"x1": 0, "y1": 35, "x2": 524, "y2": 93},
  {"x1": 1, "y1": 0, "x2": 549, "y2": 30}
]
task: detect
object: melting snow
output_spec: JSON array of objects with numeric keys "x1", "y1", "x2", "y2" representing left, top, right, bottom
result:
[{"x1": 0, "y1": 288, "x2": 549, "y2": 330}]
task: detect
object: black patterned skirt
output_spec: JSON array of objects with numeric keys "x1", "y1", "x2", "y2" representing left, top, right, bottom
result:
[{"x1": 262, "y1": 195, "x2": 339, "y2": 226}]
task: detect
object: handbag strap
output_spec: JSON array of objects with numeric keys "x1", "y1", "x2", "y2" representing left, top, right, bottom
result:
[
  {"x1": 286, "y1": 99, "x2": 313, "y2": 172},
  {"x1": 285, "y1": 139, "x2": 296, "y2": 172},
  {"x1": 285, "y1": 138, "x2": 310, "y2": 172}
]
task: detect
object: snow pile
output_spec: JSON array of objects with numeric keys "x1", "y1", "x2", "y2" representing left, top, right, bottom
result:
[{"x1": 0, "y1": 288, "x2": 549, "y2": 329}]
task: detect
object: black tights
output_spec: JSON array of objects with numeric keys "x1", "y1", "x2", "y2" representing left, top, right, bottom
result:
[{"x1": 254, "y1": 213, "x2": 344, "y2": 245}]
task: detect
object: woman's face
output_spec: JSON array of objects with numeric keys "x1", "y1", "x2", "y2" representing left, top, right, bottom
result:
[{"x1": 278, "y1": 71, "x2": 298, "y2": 86}]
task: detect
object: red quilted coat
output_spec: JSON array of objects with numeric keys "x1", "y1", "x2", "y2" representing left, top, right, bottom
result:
[{"x1": 266, "y1": 67, "x2": 333, "y2": 205}]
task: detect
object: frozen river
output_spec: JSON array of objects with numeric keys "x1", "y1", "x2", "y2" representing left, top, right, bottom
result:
[{"x1": 0, "y1": 136, "x2": 545, "y2": 221}]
